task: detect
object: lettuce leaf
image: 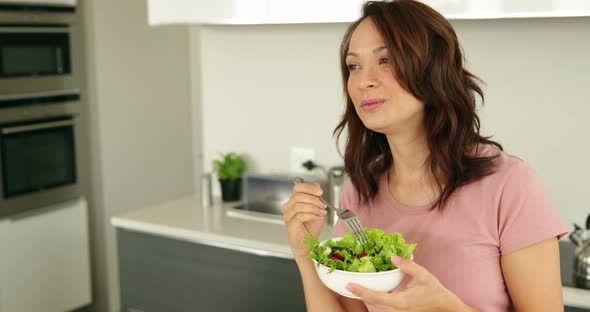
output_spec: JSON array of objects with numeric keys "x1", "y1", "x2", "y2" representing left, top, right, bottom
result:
[{"x1": 304, "y1": 228, "x2": 416, "y2": 273}]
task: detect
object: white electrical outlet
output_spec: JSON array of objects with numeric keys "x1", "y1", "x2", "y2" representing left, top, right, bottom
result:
[{"x1": 290, "y1": 146, "x2": 316, "y2": 174}]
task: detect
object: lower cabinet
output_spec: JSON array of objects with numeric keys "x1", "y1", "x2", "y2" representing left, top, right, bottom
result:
[
  {"x1": 116, "y1": 229, "x2": 306, "y2": 312},
  {"x1": 0, "y1": 198, "x2": 91, "y2": 312}
]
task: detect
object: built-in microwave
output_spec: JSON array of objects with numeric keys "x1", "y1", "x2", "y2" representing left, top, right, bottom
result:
[
  {"x1": 0, "y1": 91, "x2": 81, "y2": 218},
  {"x1": 0, "y1": 4, "x2": 80, "y2": 94}
]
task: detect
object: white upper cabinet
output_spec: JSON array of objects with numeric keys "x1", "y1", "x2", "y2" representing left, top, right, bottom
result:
[
  {"x1": 147, "y1": 0, "x2": 590, "y2": 26},
  {"x1": 147, "y1": 0, "x2": 363, "y2": 25}
]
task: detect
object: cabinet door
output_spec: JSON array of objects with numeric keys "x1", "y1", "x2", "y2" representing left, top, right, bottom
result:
[
  {"x1": 0, "y1": 198, "x2": 91, "y2": 312},
  {"x1": 117, "y1": 229, "x2": 306, "y2": 312}
]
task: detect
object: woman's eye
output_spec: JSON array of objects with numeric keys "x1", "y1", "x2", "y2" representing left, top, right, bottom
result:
[
  {"x1": 379, "y1": 57, "x2": 392, "y2": 64},
  {"x1": 347, "y1": 63, "x2": 358, "y2": 71}
]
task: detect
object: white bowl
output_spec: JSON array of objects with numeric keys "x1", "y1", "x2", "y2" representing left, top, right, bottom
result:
[{"x1": 312, "y1": 238, "x2": 407, "y2": 299}]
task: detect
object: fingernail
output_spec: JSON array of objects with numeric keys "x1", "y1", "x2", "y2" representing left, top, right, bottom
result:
[
  {"x1": 391, "y1": 255, "x2": 402, "y2": 265},
  {"x1": 322, "y1": 210, "x2": 328, "y2": 215}
]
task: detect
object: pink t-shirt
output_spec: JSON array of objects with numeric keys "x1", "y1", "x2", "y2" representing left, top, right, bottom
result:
[{"x1": 333, "y1": 146, "x2": 568, "y2": 312}]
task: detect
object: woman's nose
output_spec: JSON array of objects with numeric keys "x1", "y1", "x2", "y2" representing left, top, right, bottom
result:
[{"x1": 359, "y1": 67, "x2": 379, "y2": 89}]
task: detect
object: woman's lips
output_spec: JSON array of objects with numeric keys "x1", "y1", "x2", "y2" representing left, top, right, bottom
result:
[{"x1": 361, "y1": 99, "x2": 385, "y2": 111}]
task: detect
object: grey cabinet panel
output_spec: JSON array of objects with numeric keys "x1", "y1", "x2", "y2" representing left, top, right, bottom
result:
[{"x1": 117, "y1": 229, "x2": 306, "y2": 312}]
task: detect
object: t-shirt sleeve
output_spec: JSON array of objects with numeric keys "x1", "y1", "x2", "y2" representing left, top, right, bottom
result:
[{"x1": 497, "y1": 161, "x2": 569, "y2": 255}]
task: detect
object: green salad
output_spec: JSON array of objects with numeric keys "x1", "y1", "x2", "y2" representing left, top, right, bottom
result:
[{"x1": 304, "y1": 228, "x2": 416, "y2": 273}]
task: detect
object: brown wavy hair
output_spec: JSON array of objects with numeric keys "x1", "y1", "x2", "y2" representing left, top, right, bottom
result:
[{"x1": 334, "y1": 0, "x2": 502, "y2": 210}]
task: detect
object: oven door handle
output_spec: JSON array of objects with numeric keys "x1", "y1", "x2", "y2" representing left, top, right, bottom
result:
[
  {"x1": 0, "y1": 89, "x2": 80, "y2": 102},
  {"x1": 1, "y1": 119, "x2": 74, "y2": 134},
  {"x1": 0, "y1": 27, "x2": 70, "y2": 34}
]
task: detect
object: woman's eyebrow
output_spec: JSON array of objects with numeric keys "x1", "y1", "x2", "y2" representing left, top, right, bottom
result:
[
  {"x1": 373, "y1": 46, "x2": 388, "y2": 54},
  {"x1": 346, "y1": 46, "x2": 388, "y2": 57}
]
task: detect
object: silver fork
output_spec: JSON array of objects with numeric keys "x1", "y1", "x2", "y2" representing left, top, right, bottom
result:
[{"x1": 292, "y1": 177, "x2": 369, "y2": 248}]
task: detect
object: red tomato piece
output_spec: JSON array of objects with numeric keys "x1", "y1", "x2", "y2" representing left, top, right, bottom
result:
[{"x1": 330, "y1": 253, "x2": 344, "y2": 261}]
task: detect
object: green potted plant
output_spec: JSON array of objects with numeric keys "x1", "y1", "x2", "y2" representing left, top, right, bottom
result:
[{"x1": 212, "y1": 152, "x2": 246, "y2": 202}]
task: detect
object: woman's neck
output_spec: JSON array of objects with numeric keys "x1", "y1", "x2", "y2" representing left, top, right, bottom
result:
[
  {"x1": 386, "y1": 131, "x2": 431, "y2": 183},
  {"x1": 385, "y1": 129, "x2": 441, "y2": 206}
]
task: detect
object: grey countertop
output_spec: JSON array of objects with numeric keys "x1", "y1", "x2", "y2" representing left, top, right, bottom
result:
[
  {"x1": 111, "y1": 194, "x2": 590, "y2": 308},
  {"x1": 111, "y1": 194, "x2": 333, "y2": 259}
]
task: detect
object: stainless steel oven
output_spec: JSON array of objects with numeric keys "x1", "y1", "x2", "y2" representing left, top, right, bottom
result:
[
  {"x1": 0, "y1": 4, "x2": 80, "y2": 95},
  {"x1": 0, "y1": 91, "x2": 81, "y2": 218}
]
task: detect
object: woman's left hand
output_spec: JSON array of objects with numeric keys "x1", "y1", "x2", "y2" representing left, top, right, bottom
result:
[{"x1": 346, "y1": 256, "x2": 474, "y2": 312}]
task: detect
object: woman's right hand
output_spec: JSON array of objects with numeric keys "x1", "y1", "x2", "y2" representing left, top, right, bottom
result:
[{"x1": 281, "y1": 182, "x2": 328, "y2": 259}]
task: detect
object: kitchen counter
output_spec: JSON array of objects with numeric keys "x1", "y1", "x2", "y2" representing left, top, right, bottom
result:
[
  {"x1": 111, "y1": 194, "x2": 334, "y2": 260},
  {"x1": 111, "y1": 194, "x2": 590, "y2": 309}
]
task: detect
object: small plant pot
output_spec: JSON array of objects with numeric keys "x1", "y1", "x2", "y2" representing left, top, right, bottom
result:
[{"x1": 219, "y1": 178, "x2": 242, "y2": 202}]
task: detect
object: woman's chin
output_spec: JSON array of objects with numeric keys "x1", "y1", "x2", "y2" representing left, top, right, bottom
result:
[{"x1": 361, "y1": 118, "x2": 391, "y2": 134}]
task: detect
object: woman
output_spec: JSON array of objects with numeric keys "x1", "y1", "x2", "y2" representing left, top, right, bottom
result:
[{"x1": 281, "y1": 1, "x2": 568, "y2": 311}]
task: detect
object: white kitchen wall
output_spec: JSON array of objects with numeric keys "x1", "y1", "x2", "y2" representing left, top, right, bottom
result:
[
  {"x1": 455, "y1": 17, "x2": 590, "y2": 230},
  {"x1": 80, "y1": 1, "x2": 194, "y2": 311},
  {"x1": 198, "y1": 23, "x2": 348, "y2": 173},
  {"x1": 195, "y1": 17, "x2": 590, "y2": 227}
]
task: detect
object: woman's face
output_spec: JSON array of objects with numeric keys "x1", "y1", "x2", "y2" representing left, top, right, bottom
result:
[{"x1": 346, "y1": 18, "x2": 424, "y2": 135}]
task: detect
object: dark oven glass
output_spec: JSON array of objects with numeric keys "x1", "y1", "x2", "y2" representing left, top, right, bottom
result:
[
  {"x1": 0, "y1": 32, "x2": 71, "y2": 78},
  {"x1": 1, "y1": 118, "x2": 76, "y2": 198}
]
